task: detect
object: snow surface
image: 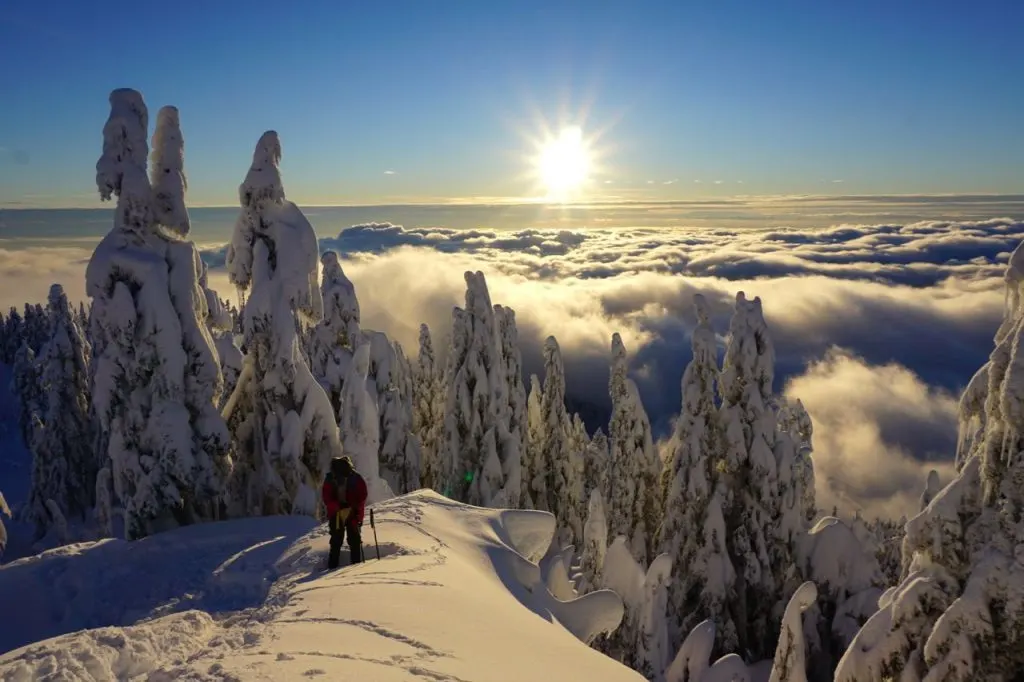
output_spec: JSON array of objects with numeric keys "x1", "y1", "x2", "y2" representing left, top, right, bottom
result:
[{"x1": 0, "y1": 490, "x2": 638, "y2": 681}]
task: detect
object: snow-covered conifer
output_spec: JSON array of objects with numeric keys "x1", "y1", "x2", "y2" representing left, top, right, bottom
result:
[
  {"x1": 150, "y1": 106, "x2": 190, "y2": 237},
  {"x1": 584, "y1": 428, "x2": 611, "y2": 506},
  {"x1": 338, "y1": 343, "x2": 392, "y2": 503},
  {"x1": 440, "y1": 272, "x2": 503, "y2": 505},
  {"x1": 4, "y1": 308, "x2": 23, "y2": 363},
  {"x1": 657, "y1": 293, "x2": 736, "y2": 653},
  {"x1": 635, "y1": 553, "x2": 674, "y2": 679},
  {"x1": 919, "y1": 469, "x2": 941, "y2": 510},
  {"x1": 495, "y1": 305, "x2": 526, "y2": 508},
  {"x1": 542, "y1": 336, "x2": 584, "y2": 545},
  {"x1": 838, "y1": 239, "x2": 1024, "y2": 681},
  {"x1": 27, "y1": 284, "x2": 95, "y2": 534},
  {"x1": 224, "y1": 130, "x2": 340, "y2": 517},
  {"x1": 88, "y1": 90, "x2": 231, "y2": 538},
  {"x1": 579, "y1": 489, "x2": 609, "y2": 594},
  {"x1": 413, "y1": 323, "x2": 444, "y2": 491},
  {"x1": 368, "y1": 331, "x2": 421, "y2": 495},
  {"x1": 12, "y1": 342, "x2": 42, "y2": 450},
  {"x1": 607, "y1": 333, "x2": 662, "y2": 565},
  {"x1": 521, "y1": 374, "x2": 546, "y2": 510},
  {"x1": 309, "y1": 250, "x2": 360, "y2": 415},
  {"x1": 768, "y1": 582, "x2": 817, "y2": 682}
]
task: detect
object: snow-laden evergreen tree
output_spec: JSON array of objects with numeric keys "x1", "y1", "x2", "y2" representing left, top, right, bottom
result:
[
  {"x1": 337, "y1": 343, "x2": 393, "y2": 503},
  {"x1": 12, "y1": 341, "x2": 42, "y2": 451},
  {"x1": 919, "y1": 469, "x2": 941, "y2": 510},
  {"x1": 520, "y1": 374, "x2": 545, "y2": 510},
  {"x1": 366, "y1": 331, "x2": 421, "y2": 495},
  {"x1": 88, "y1": 93, "x2": 232, "y2": 538},
  {"x1": 413, "y1": 323, "x2": 445, "y2": 491},
  {"x1": 768, "y1": 582, "x2": 817, "y2": 682},
  {"x1": 308, "y1": 250, "x2": 359, "y2": 416},
  {"x1": 26, "y1": 284, "x2": 96, "y2": 536},
  {"x1": 837, "y1": 238, "x2": 1024, "y2": 681},
  {"x1": 579, "y1": 489, "x2": 609, "y2": 594},
  {"x1": 607, "y1": 333, "x2": 662, "y2": 565},
  {"x1": 440, "y1": 272, "x2": 504, "y2": 505},
  {"x1": 716, "y1": 291, "x2": 785, "y2": 660},
  {"x1": 199, "y1": 260, "x2": 242, "y2": 408},
  {"x1": 224, "y1": 130, "x2": 341, "y2": 517},
  {"x1": 541, "y1": 336, "x2": 584, "y2": 545},
  {"x1": 494, "y1": 305, "x2": 526, "y2": 508},
  {"x1": 4, "y1": 308, "x2": 23, "y2": 363},
  {"x1": 636, "y1": 553, "x2": 675, "y2": 680},
  {"x1": 657, "y1": 293, "x2": 737, "y2": 655},
  {"x1": 584, "y1": 427, "x2": 611, "y2": 506},
  {"x1": 150, "y1": 106, "x2": 191, "y2": 238}
]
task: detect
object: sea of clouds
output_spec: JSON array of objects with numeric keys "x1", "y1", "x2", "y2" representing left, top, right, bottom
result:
[{"x1": 2, "y1": 215, "x2": 1023, "y2": 519}]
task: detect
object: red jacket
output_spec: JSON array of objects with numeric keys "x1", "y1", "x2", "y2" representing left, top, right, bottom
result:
[{"x1": 323, "y1": 472, "x2": 368, "y2": 526}]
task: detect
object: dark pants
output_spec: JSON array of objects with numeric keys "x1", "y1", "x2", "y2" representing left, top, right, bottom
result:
[{"x1": 328, "y1": 514, "x2": 363, "y2": 568}]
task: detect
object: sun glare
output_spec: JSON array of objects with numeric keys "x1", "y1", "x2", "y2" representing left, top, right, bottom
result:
[{"x1": 534, "y1": 126, "x2": 592, "y2": 201}]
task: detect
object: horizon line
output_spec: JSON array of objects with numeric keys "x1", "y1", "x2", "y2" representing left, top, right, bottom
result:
[{"x1": 2, "y1": 191, "x2": 1023, "y2": 212}]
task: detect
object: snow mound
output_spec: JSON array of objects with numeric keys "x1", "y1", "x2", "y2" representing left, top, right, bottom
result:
[{"x1": 0, "y1": 490, "x2": 637, "y2": 681}]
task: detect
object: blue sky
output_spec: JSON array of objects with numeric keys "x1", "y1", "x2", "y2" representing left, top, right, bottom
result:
[{"x1": 0, "y1": 0, "x2": 1021, "y2": 208}]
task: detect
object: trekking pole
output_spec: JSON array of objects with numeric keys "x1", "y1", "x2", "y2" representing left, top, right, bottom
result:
[{"x1": 369, "y1": 508, "x2": 381, "y2": 561}]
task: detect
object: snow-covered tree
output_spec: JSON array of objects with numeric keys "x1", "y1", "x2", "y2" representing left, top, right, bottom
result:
[
  {"x1": 308, "y1": 250, "x2": 359, "y2": 415},
  {"x1": 199, "y1": 261, "x2": 242, "y2": 407},
  {"x1": 149, "y1": 106, "x2": 190, "y2": 237},
  {"x1": 365, "y1": 331, "x2": 421, "y2": 495},
  {"x1": 837, "y1": 238, "x2": 1024, "y2": 681},
  {"x1": 88, "y1": 91, "x2": 232, "y2": 538},
  {"x1": 494, "y1": 305, "x2": 526, "y2": 508},
  {"x1": 338, "y1": 343, "x2": 392, "y2": 503},
  {"x1": 657, "y1": 293, "x2": 736, "y2": 654},
  {"x1": 522, "y1": 373, "x2": 546, "y2": 510},
  {"x1": 715, "y1": 292, "x2": 785, "y2": 660},
  {"x1": 440, "y1": 272, "x2": 504, "y2": 505},
  {"x1": 224, "y1": 130, "x2": 340, "y2": 517},
  {"x1": 607, "y1": 333, "x2": 662, "y2": 566},
  {"x1": 542, "y1": 336, "x2": 584, "y2": 545},
  {"x1": 584, "y1": 427, "x2": 611, "y2": 506},
  {"x1": 12, "y1": 341, "x2": 42, "y2": 451},
  {"x1": 579, "y1": 489, "x2": 609, "y2": 594},
  {"x1": 26, "y1": 284, "x2": 95, "y2": 536},
  {"x1": 768, "y1": 581, "x2": 817, "y2": 682},
  {"x1": 413, "y1": 323, "x2": 444, "y2": 492},
  {"x1": 4, "y1": 308, "x2": 23, "y2": 363},
  {"x1": 919, "y1": 469, "x2": 941, "y2": 510}
]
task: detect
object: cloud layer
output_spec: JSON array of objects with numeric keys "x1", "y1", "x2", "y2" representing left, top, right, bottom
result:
[{"x1": 4, "y1": 216, "x2": 1020, "y2": 520}]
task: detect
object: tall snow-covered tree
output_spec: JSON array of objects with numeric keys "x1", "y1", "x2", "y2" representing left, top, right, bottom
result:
[
  {"x1": 338, "y1": 343, "x2": 392, "y2": 503},
  {"x1": 199, "y1": 260, "x2": 242, "y2": 408},
  {"x1": 657, "y1": 293, "x2": 737, "y2": 654},
  {"x1": 87, "y1": 92, "x2": 232, "y2": 538},
  {"x1": 12, "y1": 341, "x2": 42, "y2": 451},
  {"x1": 607, "y1": 333, "x2": 662, "y2": 565},
  {"x1": 4, "y1": 308, "x2": 23, "y2": 363},
  {"x1": 579, "y1": 489, "x2": 609, "y2": 594},
  {"x1": 309, "y1": 250, "x2": 359, "y2": 415},
  {"x1": 494, "y1": 305, "x2": 526, "y2": 508},
  {"x1": 716, "y1": 292, "x2": 785, "y2": 660},
  {"x1": 26, "y1": 284, "x2": 96, "y2": 535},
  {"x1": 413, "y1": 323, "x2": 444, "y2": 492},
  {"x1": 440, "y1": 271, "x2": 503, "y2": 505},
  {"x1": 837, "y1": 238, "x2": 1024, "y2": 681},
  {"x1": 542, "y1": 336, "x2": 584, "y2": 545},
  {"x1": 224, "y1": 130, "x2": 341, "y2": 517},
  {"x1": 584, "y1": 427, "x2": 611, "y2": 505},
  {"x1": 366, "y1": 331, "x2": 421, "y2": 495},
  {"x1": 150, "y1": 106, "x2": 191, "y2": 238},
  {"x1": 522, "y1": 373, "x2": 546, "y2": 510}
]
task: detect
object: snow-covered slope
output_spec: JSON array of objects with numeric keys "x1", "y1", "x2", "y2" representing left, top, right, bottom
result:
[{"x1": 0, "y1": 490, "x2": 636, "y2": 681}]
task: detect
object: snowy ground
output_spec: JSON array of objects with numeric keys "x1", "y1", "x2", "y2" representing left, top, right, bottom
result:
[{"x1": 0, "y1": 490, "x2": 638, "y2": 681}]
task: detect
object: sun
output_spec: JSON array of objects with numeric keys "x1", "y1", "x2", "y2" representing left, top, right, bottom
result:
[{"x1": 534, "y1": 126, "x2": 592, "y2": 201}]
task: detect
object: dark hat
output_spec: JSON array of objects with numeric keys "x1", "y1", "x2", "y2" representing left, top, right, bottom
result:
[{"x1": 332, "y1": 456, "x2": 355, "y2": 476}]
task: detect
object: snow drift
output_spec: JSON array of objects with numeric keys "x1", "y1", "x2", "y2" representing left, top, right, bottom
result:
[{"x1": 0, "y1": 490, "x2": 636, "y2": 681}]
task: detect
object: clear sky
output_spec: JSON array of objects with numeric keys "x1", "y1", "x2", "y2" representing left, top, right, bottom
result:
[{"x1": 1, "y1": 0, "x2": 1021, "y2": 208}]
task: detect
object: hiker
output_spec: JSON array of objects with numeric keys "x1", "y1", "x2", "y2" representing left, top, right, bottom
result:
[{"x1": 323, "y1": 455, "x2": 368, "y2": 569}]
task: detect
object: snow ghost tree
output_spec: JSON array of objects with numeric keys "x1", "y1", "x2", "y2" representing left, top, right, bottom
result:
[
  {"x1": 365, "y1": 331, "x2": 421, "y2": 495},
  {"x1": 579, "y1": 489, "x2": 609, "y2": 594},
  {"x1": 309, "y1": 250, "x2": 360, "y2": 415},
  {"x1": 440, "y1": 272, "x2": 504, "y2": 505},
  {"x1": 837, "y1": 238, "x2": 1024, "y2": 681},
  {"x1": 413, "y1": 323, "x2": 445, "y2": 491},
  {"x1": 521, "y1": 373, "x2": 546, "y2": 510},
  {"x1": 338, "y1": 343, "x2": 392, "y2": 503},
  {"x1": 584, "y1": 428, "x2": 611, "y2": 506},
  {"x1": 542, "y1": 336, "x2": 584, "y2": 546},
  {"x1": 150, "y1": 106, "x2": 190, "y2": 238},
  {"x1": 607, "y1": 333, "x2": 662, "y2": 565},
  {"x1": 87, "y1": 91, "x2": 231, "y2": 539},
  {"x1": 494, "y1": 305, "x2": 526, "y2": 509},
  {"x1": 657, "y1": 293, "x2": 736, "y2": 655},
  {"x1": 25, "y1": 284, "x2": 96, "y2": 537},
  {"x1": 12, "y1": 341, "x2": 42, "y2": 452},
  {"x1": 224, "y1": 130, "x2": 341, "y2": 517}
]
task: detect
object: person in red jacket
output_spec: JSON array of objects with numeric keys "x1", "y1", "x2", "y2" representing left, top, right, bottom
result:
[{"x1": 323, "y1": 456, "x2": 368, "y2": 568}]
